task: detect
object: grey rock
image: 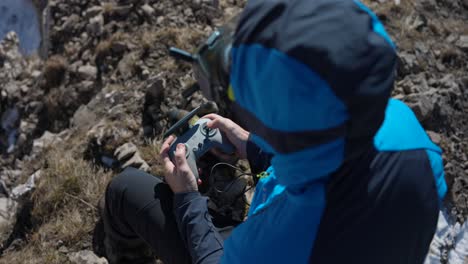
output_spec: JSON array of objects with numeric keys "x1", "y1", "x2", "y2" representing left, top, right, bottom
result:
[
  {"x1": 0, "y1": 170, "x2": 22, "y2": 185},
  {"x1": 456, "y1": 36, "x2": 468, "y2": 52},
  {"x1": 0, "y1": 197, "x2": 17, "y2": 232},
  {"x1": 4, "y1": 83, "x2": 19, "y2": 98},
  {"x1": 60, "y1": 14, "x2": 80, "y2": 33},
  {"x1": 69, "y1": 250, "x2": 108, "y2": 264},
  {"x1": 20, "y1": 84, "x2": 29, "y2": 93},
  {"x1": 88, "y1": 15, "x2": 104, "y2": 37},
  {"x1": 399, "y1": 74, "x2": 429, "y2": 94},
  {"x1": 405, "y1": 13, "x2": 427, "y2": 31},
  {"x1": 117, "y1": 52, "x2": 138, "y2": 79},
  {"x1": 399, "y1": 52, "x2": 420, "y2": 76},
  {"x1": 70, "y1": 60, "x2": 84, "y2": 72},
  {"x1": 420, "y1": 0, "x2": 437, "y2": 11},
  {"x1": 77, "y1": 65, "x2": 98, "y2": 80},
  {"x1": 32, "y1": 132, "x2": 62, "y2": 156},
  {"x1": 115, "y1": 142, "x2": 138, "y2": 162},
  {"x1": 446, "y1": 34, "x2": 459, "y2": 44},
  {"x1": 11, "y1": 170, "x2": 41, "y2": 200},
  {"x1": 141, "y1": 4, "x2": 155, "y2": 17},
  {"x1": 72, "y1": 105, "x2": 98, "y2": 130},
  {"x1": 415, "y1": 41, "x2": 429, "y2": 54},
  {"x1": 112, "y1": 5, "x2": 133, "y2": 16},
  {"x1": 58, "y1": 246, "x2": 69, "y2": 254},
  {"x1": 427, "y1": 131, "x2": 442, "y2": 145},
  {"x1": 439, "y1": 74, "x2": 458, "y2": 89},
  {"x1": 122, "y1": 153, "x2": 150, "y2": 172},
  {"x1": 78, "y1": 81, "x2": 95, "y2": 93},
  {"x1": 436, "y1": 62, "x2": 446, "y2": 72},
  {"x1": 114, "y1": 143, "x2": 150, "y2": 172},
  {"x1": 406, "y1": 94, "x2": 434, "y2": 121},
  {"x1": 141, "y1": 69, "x2": 150, "y2": 80},
  {"x1": 85, "y1": 6, "x2": 104, "y2": 19},
  {"x1": 156, "y1": 16, "x2": 164, "y2": 24}
]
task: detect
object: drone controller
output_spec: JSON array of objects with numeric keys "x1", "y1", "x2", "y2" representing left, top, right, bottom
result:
[{"x1": 168, "y1": 118, "x2": 235, "y2": 180}]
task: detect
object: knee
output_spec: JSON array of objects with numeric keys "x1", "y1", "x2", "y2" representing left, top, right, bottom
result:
[
  {"x1": 107, "y1": 167, "x2": 141, "y2": 197},
  {"x1": 105, "y1": 167, "x2": 153, "y2": 210},
  {"x1": 105, "y1": 167, "x2": 164, "y2": 212}
]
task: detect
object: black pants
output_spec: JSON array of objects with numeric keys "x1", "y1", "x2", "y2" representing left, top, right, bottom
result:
[
  {"x1": 105, "y1": 167, "x2": 191, "y2": 263},
  {"x1": 104, "y1": 167, "x2": 233, "y2": 264}
]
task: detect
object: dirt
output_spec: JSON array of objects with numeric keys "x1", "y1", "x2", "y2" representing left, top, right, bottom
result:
[
  {"x1": 368, "y1": 0, "x2": 468, "y2": 222},
  {"x1": 0, "y1": 0, "x2": 466, "y2": 263}
]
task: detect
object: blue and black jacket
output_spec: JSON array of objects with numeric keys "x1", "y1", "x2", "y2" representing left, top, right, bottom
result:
[{"x1": 174, "y1": 0, "x2": 447, "y2": 263}]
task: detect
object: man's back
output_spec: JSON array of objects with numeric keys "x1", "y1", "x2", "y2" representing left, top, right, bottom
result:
[{"x1": 222, "y1": 0, "x2": 445, "y2": 262}]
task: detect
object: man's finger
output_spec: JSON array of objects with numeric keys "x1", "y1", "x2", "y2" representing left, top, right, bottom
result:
[
  {"x1": 162, "y1": 151, "x2": 175, "y2": 176},
  {"x1": 160, "y1": 135, "x2": 175, "y2": 155},
  {"x1": 174, "y1": 144, "x2": 189, "y2": 169},
  {"x1": 203, "y1": 114, "x2": 224, "y2": 129},
  {"x1": 206, "y1": 118, "x2": 219, "y2": 129},
  {"x1": 160, "y1": 136, "x2": 176, "y2": 174},
  {"x1": 161, "y1": 143, "x2": 175, "y2": 173},
  {"x1": 207, "y1": 117, "x2": 230, "y2": 131},
  {"x1": 202, "y1": 113, "x2": 221, "y2": 120}
]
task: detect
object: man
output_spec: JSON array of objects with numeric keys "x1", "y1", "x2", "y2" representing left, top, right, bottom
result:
[{"x1": 101, "y1": 0, "x2": 447, "y2": 263}]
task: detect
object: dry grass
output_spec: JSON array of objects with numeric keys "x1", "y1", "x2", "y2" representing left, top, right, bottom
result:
[
  {"x1": 43, "y1": 55, "x2": 68, "y2": 89},
  {"x1": 0, "y1": 146, "x2": 113, "y2": 264},
  {"x1": 140, "y1": 27, "x2": 205, "y2": 53},
  {"x1": 95, "y1": 32, "x2": 128, "y2": 64},
  {"x1": 101, "y1": 2, "x2": 117, "y2": 16},
  {"x1": 139, "y1": 138, "x2": 165, "y2": 177}
]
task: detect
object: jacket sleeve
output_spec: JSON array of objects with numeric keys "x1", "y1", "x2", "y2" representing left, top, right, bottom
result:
[
  {"x1": 173, "y1": 192, "x2": 224, "y2": 264},
  {"x1": 171, "y1": 138, "x2": 273, "y2": 264},
  {"x1": 246, "y1": 135, "x2": 273, "y2": 175}
]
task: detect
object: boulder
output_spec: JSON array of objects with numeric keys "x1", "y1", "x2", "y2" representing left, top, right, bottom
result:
[
  {"x1": 69, "y1": 250, "x2": 108, "y2": 264},
  {"x1": 456, "y1": 36, "x2": 468, "y2": 52},
  {"x1": 114, "y1": 143, "x2": 150, "y2": 172},
  {"x1": 77, "y1": 65, "x2": 98, "y2": 80}
]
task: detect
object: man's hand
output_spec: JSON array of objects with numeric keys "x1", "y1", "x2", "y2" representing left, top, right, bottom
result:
[
  {"x1": 160, "y1": 136, "x2": 199, "y2": 193},
  {"x1": 204, "y1": 114, "x2": 250, "y2": 160}
]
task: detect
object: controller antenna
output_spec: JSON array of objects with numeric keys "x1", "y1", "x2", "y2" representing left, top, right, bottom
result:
[{"x1": 169, "y1": 47, "x2": 196, "y2": 63}]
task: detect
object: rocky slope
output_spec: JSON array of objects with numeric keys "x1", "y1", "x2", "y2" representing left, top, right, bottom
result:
[{"x1": 0, "y1": 0, "x2": 466, "y2": 263}]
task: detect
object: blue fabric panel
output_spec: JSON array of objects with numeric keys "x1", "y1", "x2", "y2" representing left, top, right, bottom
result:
[
  {"x1": 221, "y1": 170, "x2": 326, "y2": 263},
  {"x1": 374, "y1": 99, "x2": 446, "y2": 199},
  {"x1": 248, "y1": 166, "x2": 285, "y2": 216},
  {"x1": 353, "y1": 0, "x2": 396, "y2": 49},
  {"x1": 249, "y1": 132, "x2": 345, "y2": 186},
  {"x1": 374, "y1": 99, "x2": 440, "y2": 153},
  {"x1": 425, "y1": 150, "x2": 447, "y2": 200},
  {"x1": 272, "y1": 137, "x2": 345, "y2": 186},
  {"x1": 231, "y1": 44, "x2": 348, "y2": 132}
]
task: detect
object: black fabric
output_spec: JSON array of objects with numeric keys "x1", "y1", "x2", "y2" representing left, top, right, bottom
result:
[
  {"x1": 232, "y1": 103, "x2": 347, "y2": 154},
  {"x1": 174, "y1": 192, "x2": 224, "y2": 264},
  {"x1": 246, "y1": 135, "x2": 273, "y2": 176},
  {"x1": 105, "y1": 168, "x2": 191, "y2": 264},
  {"x1": 105, "y1": 151, "x2": 439, "y2": 264},
  {"x1": 309, "y1": 149, "x2": 439, "y2": 263},
  {"x1": 233, "y1": 0, "x2": 397, "y2": 158},
  {"x1": 105, "y1": 167, "x2": 231, "y2": 264}
]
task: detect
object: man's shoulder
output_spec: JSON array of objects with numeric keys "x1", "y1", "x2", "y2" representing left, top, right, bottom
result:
[{"x1": 374, "y1": 99, "x2": 441, "y2": 153}]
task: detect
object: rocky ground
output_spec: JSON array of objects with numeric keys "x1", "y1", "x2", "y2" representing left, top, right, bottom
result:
[{"x1": 0, "y1": 0, "x2": 466, "y2": 263}]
